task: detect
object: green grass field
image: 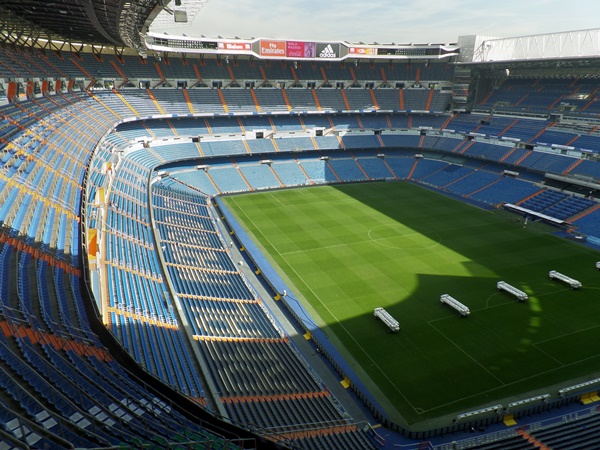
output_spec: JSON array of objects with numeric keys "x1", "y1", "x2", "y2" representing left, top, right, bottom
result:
[{"x1": 222, "y1": 181, "x2": 600, "y2": 426}]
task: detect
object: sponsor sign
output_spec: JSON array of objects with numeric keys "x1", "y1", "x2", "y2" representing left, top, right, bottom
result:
[
  {"x1": 316, "y1": 43, "x2": 340, "y2": 58},
  {"x1": 286, "y1": 41, "x2": 316, "y2": 58},
  {"x1": 348, "y1": 46, "x2": 377, "y2": 55},
  {"x1": 260, "y1": 40, "x2": 287, "y2": 57},
  {"x1": 218, "y1": 41, "x2": 251, "y2": 51}
]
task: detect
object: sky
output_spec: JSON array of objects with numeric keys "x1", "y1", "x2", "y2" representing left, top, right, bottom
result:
[{"x1": 155, "y1": 0, "x2": 600, "y2": 44}]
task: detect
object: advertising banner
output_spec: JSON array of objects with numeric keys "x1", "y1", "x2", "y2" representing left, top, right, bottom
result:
[
  {"x1": 348, "y1": 46, "x2": 377, "y2": 55},
  {"x1": 286, "y1": 41, "x2": 316, "y2": 58},
  {"x1": 316, "y1": 43, "x2": 340, "y2": 58},
  {"x1": 218, "y1": 41, "x2": 251, "y2": 51},
  {"x1": 260, "y1": 40, "x2": 287, "y2": 57}
]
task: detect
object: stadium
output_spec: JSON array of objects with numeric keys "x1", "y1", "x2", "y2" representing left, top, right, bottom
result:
[{"x1": 1, "y1": 0, "x2": 600, "y2": 448}]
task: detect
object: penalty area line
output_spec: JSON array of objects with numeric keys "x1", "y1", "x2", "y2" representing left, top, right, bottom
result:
[
  {"x1": 276, "y1": 252, "x2": 423, "y2": 415},
  {"x1": 428, "y1": 321, "x2": 506, "y2": 386},
  {"x1": 231, "y1": 197, "x2": 424, "y2": 414}
]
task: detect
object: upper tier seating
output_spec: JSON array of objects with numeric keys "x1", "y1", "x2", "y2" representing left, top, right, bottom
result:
[{"x1": 475, "y1": 77, "x2": 600, "y2": 118}]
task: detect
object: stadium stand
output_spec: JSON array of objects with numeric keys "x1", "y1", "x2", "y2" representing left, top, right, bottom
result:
[
  {"x1": 2, "y1": 9, "x2": 600, "y2": 448},
  {"x1": 272, "y1": 160, "x2": 312, "y2": 186},
  {"x1": 149, "y1": 180, "x2": 373, "y2": 449},
  {"x1": 238, "y1": 162, "x2": 282, "y2": 189},
  {"x1": 356, "y1": 157, "x2": 395, "y2": 180},
  {"x1": 0, "y1": 93, "x2": 260, "y2": 448},
  {"x1": 470, "y1": 177, "x2": 541, "y2": 206}
]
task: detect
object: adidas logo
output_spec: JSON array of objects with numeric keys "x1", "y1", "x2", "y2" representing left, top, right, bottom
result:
[{"x1": 319, "y1": 44, "x2": 337, "y2": 58}]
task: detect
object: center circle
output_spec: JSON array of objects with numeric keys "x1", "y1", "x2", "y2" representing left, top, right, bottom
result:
[{"x1": 367, "y1": 224, "x2": 442, "y2": 250}]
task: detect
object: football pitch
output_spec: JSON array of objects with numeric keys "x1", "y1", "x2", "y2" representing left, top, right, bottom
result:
[{"x1": 222, "y1": 181, "x2": 600, "y2": 426}]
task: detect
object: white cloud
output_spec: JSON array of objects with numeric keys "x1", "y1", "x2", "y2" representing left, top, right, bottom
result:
[{"x1": 154, "y1": 0, "x2": 600, "y2": 44}]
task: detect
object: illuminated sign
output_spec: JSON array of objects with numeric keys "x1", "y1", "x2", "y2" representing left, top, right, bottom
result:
[
  {"x1": 260, "y1": 40, "x2": 287, "y2": 57},
  {"x1": 218, "y1": 42, "x2": 251, "y2": 51},
  {"x1": 286, "y1": 41, "x2": 316, "y2": 58}
]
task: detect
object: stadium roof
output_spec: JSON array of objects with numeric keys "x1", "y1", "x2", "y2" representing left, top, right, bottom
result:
[
  {"x1": 151, "y1": 0, "x2": 209, "y2": 29},
  {"x1": 458, "y1": 29, "x2": 600, "y2": 65},
  {"x1": 0, "y1": 0, "x2": 167, "y2": 51}
]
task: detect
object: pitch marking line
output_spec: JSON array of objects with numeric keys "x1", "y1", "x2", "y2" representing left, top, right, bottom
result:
[
  {"x1": 282, "y1": 265, "x2": 423, "y2": 414},
  {"x1": 301, "y1": 199, "x2": 358, "y2": 206},
  {"x1": 281, "y1": 241, "x2": 369, "y2": 256},
  {"x1": 281, "y1": 229, "x2": 445, "y2": 256},
  {"x1": 422, "y1": 348, "x2": 600, "y2": 414},
  {"x1": 483, "y1": 285, "x2": 591, "y2": 311},
  {"x1": 427, "y1": 321, "x2": 506, "y2": 386},
  {"x1": 421, "y1": 286, "x2": 600, "y2": 414},
  {"x1": 281, "y1": 216, "x2": 503, "y2": 256},
  {"x1": 269, "y1": 193, "x2": 287, "y2": 208},
  {"x1": 532, "y1": 345, "x2": 564, "y2": 366},
  {"x1": 229, "y1": 195, "x2": 600, "y2": 416},
  {"x1": 534, "y1": 321, "x2": 600, "y2": 347},
  {"x1": 532, "y1": 318, "x2": 600, "y2": 366},
  {"x1": 230, "y1": 197, "x2": 422, "y2": 414},
  {"x1": 367, "y1": 226, "x2": 442, "y2": 250},
  {"x1": 484, "y1": 292, "x2": 506, "y2": 309}
]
